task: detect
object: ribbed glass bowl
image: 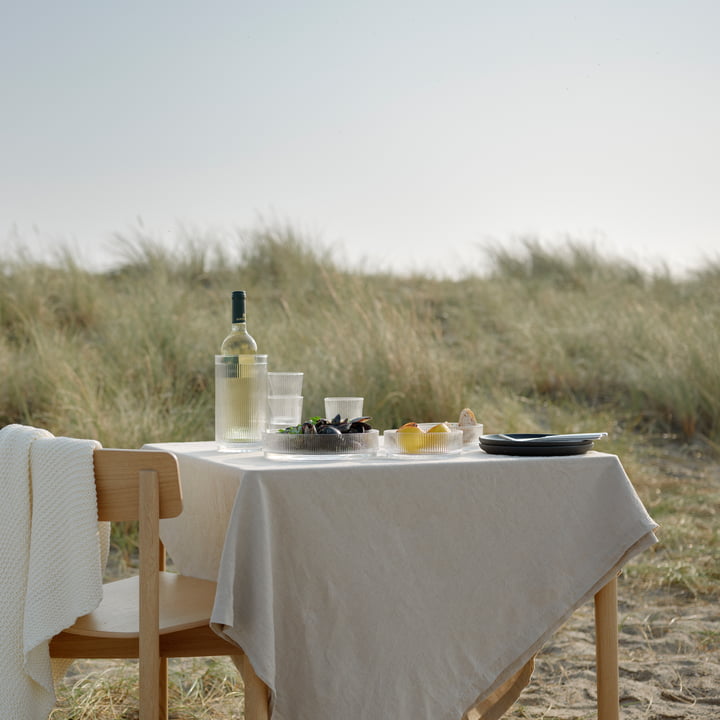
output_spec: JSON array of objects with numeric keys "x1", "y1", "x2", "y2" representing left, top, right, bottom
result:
[
  {"x1": 263, "y1": 429, "x2": 379, "y2": 458},
  {"x1": 446, "y1": 422, "x2": 484, "y2": 445},
  {"x1": 383, "y1": 424, "x2": 463, "y2": 456}
]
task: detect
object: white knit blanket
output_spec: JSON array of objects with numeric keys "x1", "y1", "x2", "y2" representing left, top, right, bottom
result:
[{"x1": 0, "y1": 424, "x2": 109, "y2": 720}]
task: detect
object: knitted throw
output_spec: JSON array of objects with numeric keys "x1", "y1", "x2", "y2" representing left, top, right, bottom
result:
[{"x1": 0, "y1": 425, "x2": 109, "y2": 720}]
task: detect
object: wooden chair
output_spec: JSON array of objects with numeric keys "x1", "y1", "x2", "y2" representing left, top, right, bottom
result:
[{"x1": 49, "y1": 448, "x2": 269, "y2": 720}]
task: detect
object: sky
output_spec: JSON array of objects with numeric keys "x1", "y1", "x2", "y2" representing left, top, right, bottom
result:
[{"x1": 1, "y1": 1, "x2": 718, "y2": 277}]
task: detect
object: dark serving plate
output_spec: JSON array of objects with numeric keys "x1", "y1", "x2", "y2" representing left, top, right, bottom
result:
[
  {"x1": 479, "y1": 441, "x2": 593, "y2": 456},
  {"x1": 479, "y1": 433, "x2": 595, "y2": 456}
]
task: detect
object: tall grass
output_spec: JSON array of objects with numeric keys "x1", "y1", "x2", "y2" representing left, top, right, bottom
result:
[{"x1": 2, "y1": 229, "x2": 719, "y2": 445}]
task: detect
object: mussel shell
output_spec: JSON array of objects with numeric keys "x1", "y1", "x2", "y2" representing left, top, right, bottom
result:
[
  {"x1": 317, "y1": 425, "x2": 342, "y2": 435},
  {"x1": 301, "y1": 422, "x2": 317, "y2": 434},
  {"x1": 345, "y1": 417, "x2": 372, "y2": 433},
  {"x1": 348, "y1": 421, "x2": 372, "y2": 433}
]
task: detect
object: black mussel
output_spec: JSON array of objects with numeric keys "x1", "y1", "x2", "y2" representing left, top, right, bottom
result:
[
  {"x1": 317, "y1": 425, "x2": 342, "y2": 435},
  {"x1": 330, "y1": 414, "x2": 344, "y2": 425},
  {"x1": 333, "y1": 422, "x2": 352, "y2": 433},
  {"x1": 301, "y1": 421, "x2": 317, "y2": 434},
  {"x1": 346, "y1": 417, "x2": 372, "y2": 433}
]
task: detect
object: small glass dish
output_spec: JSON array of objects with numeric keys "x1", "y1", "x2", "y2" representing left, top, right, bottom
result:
[
  {"x1": 383, "y1": 424, "x2": 463, "y2": 457},
  {"x1": 446, "y1": 422, "x2": 484, "y2": 446},
  {"x1": 263, "y1": 429, "x2": 380, "y2": 459}
]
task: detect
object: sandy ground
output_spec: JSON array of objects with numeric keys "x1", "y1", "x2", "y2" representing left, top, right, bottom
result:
[{"x1": 508, "y1": 593, "x2": 720, "y2": 720}]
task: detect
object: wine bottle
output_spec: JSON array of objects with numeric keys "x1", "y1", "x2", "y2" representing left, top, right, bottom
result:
[
  {"x1": 220, "y1": 290, "x2": 258, "y2": 354},
  {"x1": 216, "y1": 290, "x2": 266, "y2": 450}
]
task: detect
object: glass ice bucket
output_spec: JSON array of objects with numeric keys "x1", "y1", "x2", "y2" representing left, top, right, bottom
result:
[{"x1": 215, "y1": 354, "x2": 268, "y2": 451}]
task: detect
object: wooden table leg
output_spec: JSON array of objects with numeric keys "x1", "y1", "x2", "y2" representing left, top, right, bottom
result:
[
  {"x1": 239, "y1": 654, "x2": 270, "y2": 720},
  {"x1": 594, "y1": 576, "x2": 619, "y2": 720}
]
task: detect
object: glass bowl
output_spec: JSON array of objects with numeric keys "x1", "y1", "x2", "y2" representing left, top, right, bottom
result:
[
  {"x1": 383, "y1": 424, "x2": 463, "y2": 456},
  {"x1": 446, "y1": 422, "x2": 484, "y2": 446},
  {"x1": 263, "y1": 429, "x2": 380, "y2": 458}
]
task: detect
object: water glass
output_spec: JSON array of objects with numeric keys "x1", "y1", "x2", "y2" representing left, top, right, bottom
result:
[
  {"x1": 324, "y1": 396, "x2": 364, "y2": 420},
  {"x1": 268, "y1": 395, "x2": 304, "y2": 430},
  {"x1": 268, "y1": 372, "x2": 304, "y2": 396}
]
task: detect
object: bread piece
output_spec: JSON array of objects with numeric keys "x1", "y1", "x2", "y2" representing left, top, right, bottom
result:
[{"x1": 458, "y1": 408, "x2": 477, "y2": 427}]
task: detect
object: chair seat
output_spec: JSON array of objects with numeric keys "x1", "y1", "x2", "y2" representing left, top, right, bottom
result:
[{"x1": 64, "y1": 572, "x2": 218, "y2": 638}]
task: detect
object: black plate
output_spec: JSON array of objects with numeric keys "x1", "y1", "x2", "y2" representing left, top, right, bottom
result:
[{"x1": 479, "y1": 441, "x2": 593, "y2": 457}]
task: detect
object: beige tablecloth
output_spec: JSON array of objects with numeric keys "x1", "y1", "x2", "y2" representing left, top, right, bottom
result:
[{"x1": 147, "y1": 442, "x2": 657, "y2": 720}]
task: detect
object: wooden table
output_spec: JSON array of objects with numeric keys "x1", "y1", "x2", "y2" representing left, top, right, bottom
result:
[{"x1": 146, "y1": 442, "x2": 657, "y2": 720}]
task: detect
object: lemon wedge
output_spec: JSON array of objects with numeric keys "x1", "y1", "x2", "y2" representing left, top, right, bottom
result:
[
  {"x1": 397, "y1": 423, "x2": 424, "y2": 453},
  {"x1": 427, "y1": 422, "x2": 451, "y2": 433},
  {"x1": 420, "y1": 422, "x2": 451, "y2": 450}
]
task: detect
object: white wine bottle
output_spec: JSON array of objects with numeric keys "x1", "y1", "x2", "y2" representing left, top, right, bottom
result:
[
  {"x1": 215, "y1": 290, "x2": 267, "y2": 450},
  {"x1": 220, "y1": 290, "x2": 258, "y2": 354}
]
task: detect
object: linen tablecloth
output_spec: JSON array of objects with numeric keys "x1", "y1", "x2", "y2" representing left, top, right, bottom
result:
[{"x1": 147, "y1": 442, "x2": 657, "y2": 720}]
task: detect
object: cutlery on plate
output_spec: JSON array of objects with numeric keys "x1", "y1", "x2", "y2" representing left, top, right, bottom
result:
[{"x1": 496, "y1": 433, "x2": 608, "y2": 442}]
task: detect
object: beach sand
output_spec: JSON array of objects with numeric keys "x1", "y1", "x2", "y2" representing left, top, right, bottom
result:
[{"x1": 509, "y1": 592, "x2": 720, "y2": 719}]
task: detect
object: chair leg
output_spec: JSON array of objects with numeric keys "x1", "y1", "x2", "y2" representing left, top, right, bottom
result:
[
  {"x1": 139, "y1": 469, "x2": 162, "y2": 720},
  {"x1": 160, "y1": 657, "x2": 168, "y2": 720},
  {"x1": 239, "y1": 654, "x2": 270, "y2": 720},
  {"x1": 139, "y1": 654, "x2": 161, "y2": 720},
  {"x1": 594, "y1": 576, "x2": 620, "y2": 720},
  {"x1": 159, "y1": 539, "x2": 168, "y2": 719}
]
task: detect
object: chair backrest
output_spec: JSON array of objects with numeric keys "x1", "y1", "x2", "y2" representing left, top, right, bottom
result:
[{"x1": 93, "y1": 449, "x2": 182, "y2": 521}]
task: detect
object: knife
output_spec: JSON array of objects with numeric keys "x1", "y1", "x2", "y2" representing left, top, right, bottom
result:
[{"x1": 496, "y1": 433, "x2": 608, "y2": 443}]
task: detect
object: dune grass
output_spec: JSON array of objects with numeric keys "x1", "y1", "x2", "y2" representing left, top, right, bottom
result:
[
  {"x1": 3, "y1": 229, "x2": 719, "y2": 444},
  {"x1": 50, "y1": 657, "x2": 244, "y2": 719},
  {"x1": 3, "y1": 227, "x2": 719, "y2": 716}
]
